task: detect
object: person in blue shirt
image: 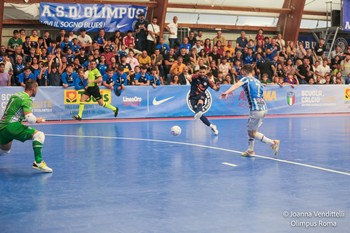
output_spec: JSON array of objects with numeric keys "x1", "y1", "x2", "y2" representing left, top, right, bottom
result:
[
  {"x1": 149, "y1": 66, "x2": 161, "y2": 88},
  {"x1": 98, "y1": 55, "x2": 108, "y2": 76},
  {"x1": 220, "y1": 64, "x2": 280, "y2": 157},
  {"x1": 113, "y1": 66, "x2": 128, "y2": 96},
  {"x1": 60, "y1": 35, "x2": 74, "y2": 54},
  {"x1": 155, "y1": 37, "x2": 170, "y2": 56},
  {"x1": 135, "y1": 65, "x2": 151, "y2": 86},
  {"x1": 75, "y1": 68, "x2": 87, "y2": 90},
  {"x1": 61, "y1": 64, "x2": 78, "y2": 88},
  {"x1": 18, "y1": 67, "x2": 36, "y2": 87},
  {"x1": 102, "y1": 68, "x2": 115, "y2": 92}
]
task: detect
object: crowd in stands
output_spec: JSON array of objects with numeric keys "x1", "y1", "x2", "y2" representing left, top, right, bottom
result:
[{"x1": 1, "y1": 14, "x2": 350, "y2": 89}]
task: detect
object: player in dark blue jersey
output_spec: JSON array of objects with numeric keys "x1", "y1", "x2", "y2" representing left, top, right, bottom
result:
[
  {"x1": 187, "y1": 66, "x2": 220, "y2": 135},
  {"x1": 221, "y1": 64, "x2": 280, "y2": 156}
]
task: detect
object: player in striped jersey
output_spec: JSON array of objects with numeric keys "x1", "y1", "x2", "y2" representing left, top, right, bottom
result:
[{"x1": 220, "y1": 64, "x2": 280, "y2": 156}]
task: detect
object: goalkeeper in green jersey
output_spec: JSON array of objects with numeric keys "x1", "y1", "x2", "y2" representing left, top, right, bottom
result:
[
  {"x1": 0, "y1": 80, "x2": 52, "y2": 172},
  {"x1": 72, "y1": 60, "x2": 119, "y2": 120}
]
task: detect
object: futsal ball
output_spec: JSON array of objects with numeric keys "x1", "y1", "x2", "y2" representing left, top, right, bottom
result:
[{"x1": 170, "y1": 125, "x2": 181, "y2": 136}]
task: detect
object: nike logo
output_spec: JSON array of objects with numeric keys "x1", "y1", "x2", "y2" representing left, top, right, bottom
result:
[
  {"x1": 152, "y1": 97, "x2": 174, "y2": 106},
  {"x1": 116, "y1": 23, "x2": 128, "y2": 29}
]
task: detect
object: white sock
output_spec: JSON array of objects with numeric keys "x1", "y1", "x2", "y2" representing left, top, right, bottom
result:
[
  {"x1": 248, "y1": 138, "x2": 255, "y2": 151},
  {"x1": 254, "y1": 132, "x2": 274, "y2": 145},
  {"x1": 0, "y1": 148, "x2": 10, "y2": 156}
]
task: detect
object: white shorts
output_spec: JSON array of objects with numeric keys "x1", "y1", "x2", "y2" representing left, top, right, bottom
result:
[{"x1": 247, "y1": 110, "x2": 267, "y2": 131}]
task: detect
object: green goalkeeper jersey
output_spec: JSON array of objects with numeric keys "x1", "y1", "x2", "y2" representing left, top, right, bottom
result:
[{"x1": 0, "y1": 92, "x2": 33, "y2": 131}]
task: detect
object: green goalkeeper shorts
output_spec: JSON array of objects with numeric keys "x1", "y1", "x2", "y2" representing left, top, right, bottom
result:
[{"x1": 0, "y1": 122, "x2": 36, "y2": 145}]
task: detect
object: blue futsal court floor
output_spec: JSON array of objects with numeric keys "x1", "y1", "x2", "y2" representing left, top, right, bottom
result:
[{"x1": 0, "y1": 114, "x2": 350, "y2": 233}]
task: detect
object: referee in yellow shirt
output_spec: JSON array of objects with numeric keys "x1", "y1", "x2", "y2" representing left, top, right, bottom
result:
[{"x1": 73, "y1": 60, "x2": 118, "y2": 120}]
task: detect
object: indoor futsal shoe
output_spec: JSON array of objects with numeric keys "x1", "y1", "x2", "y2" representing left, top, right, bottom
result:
[
  {"x1": 272, "y1": 140, "x2": 280, "y2": 156},
  {"x1": 114, "y1": 107, "x2": 119, "y2": 117},
  {"x1": 72, "y1": 115, "x2": 82, "y2": 121},
  {"x1": 210, "y1": 124, "x2": 219, "y2": 136},
  {"x1": 241, "y1": 150, "x2": 255, "y2": 157},
  {"x1": 32, "y1": 161, "x2": 53, "y2": 173}
]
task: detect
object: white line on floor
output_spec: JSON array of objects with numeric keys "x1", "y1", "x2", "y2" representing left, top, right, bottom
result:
[{"x1": 222, "y1": 162, "x2": 237, "y2": 167}]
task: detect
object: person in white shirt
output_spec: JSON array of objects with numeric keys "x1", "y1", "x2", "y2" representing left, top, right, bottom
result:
[
  {"x1": 166, "y1": 16, "x2": 180, "y2": 49},
  {"x1": 315, "y1": 59, "x2": 331, "y2": 83},
  {"x1": 147, "y1": 16, "x2": 160, "y2": 56},
  {"x1": 77, "y1": 29, "x2": 92, "y2": 53}
]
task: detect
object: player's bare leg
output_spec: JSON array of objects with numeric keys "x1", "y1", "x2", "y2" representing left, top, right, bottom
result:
[{"x1": 0, "y1": 142, "x2": 12, "y2": 155}]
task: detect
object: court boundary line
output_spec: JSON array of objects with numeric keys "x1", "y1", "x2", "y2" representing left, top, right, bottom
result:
[
  {"x1": 46, "y1": 133, "x2": 350, "y2": 177},
  {"x1": 38, "y1": 112, "x2": 350, "y2": 125}
]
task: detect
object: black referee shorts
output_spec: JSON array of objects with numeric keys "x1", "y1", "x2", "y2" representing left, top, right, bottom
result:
[{"x1": 83, "y1": 86, "x2": 102, "y2": 101}]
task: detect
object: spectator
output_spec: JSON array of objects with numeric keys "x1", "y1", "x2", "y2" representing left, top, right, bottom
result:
[
  {"x1": 155, "y1": 37, "x2": 170, "y2": 56},
  {"x1": 213, "y1": 30, "x2": 226, "y2": 46},
  {"x1": 43, "y1": 31, "x2": 52, "y2": 48},
  {"x1": 138, "y1": 50, "x2": 151, "y2": 68},
  {"x1": 123, "y1": 30, "x2": 135, "y2": 48},
  {"x1": 196, "y1": 30, "x2": 204, "y2": 43},
  {"x1": 101, "y1": 46, "x2": 114, "y2": 67},
  {"x1": 19, "y1": 29, "x2": 26, "y2": 42},
  {"x1": 189, "y1": 48, "x2": 198, "y2": 67},
  {"x1": 255, "y1": 29, "x2": 264, "y2": 46},
  {"x1": 7, "y1": 30, "x2": 22, "y2": 55},
  {"x1": 224, "y1": 40, "x2": 235, "y2": 57},
  {"x1": 93, "y1": 28, "x2": 107, "y2": 53},
  {"x1": 134, "y1": 12, "x2": 148, "y2": 51},
  {"x1": 203, "y1": 38, "x2": 212, "y2": 54},
  {"x1": 197, "y1": 49, "x2": 209, "y2": 66},
  {"x1": 208, "y1": 46, "x2": 221, "y2": 66},
  {"x1": 313, "y1": 38, "x2": 326, "y2": 61},
  {"x1": 170, "y1": 74, "x2": 181, "y2": 85},
  {"x1": 236, "y1": 31, "x2": 248, "y2": 51},
  {"x1": 176, "y1": 47, "x2": 191, "y2": 66},
  {"x1": 218, "y1": 57, "x2": 231, "y2": 77},
  {"x1": 296, "y1": 57, "x2": 314, "y2": 84},
  {"x1": 60, "y1": 35, "x2": 74, "y2": 54},
  {"x1": 188, "y1": 31, "x2": 197, "y2": 47},
  {"x1": 110, "y1": 30, "x2": 123, "y2": 51},
  {"x1": 163, "y1": 48, "x2": 176, "y2": 78},
  {"x1": 315, "y1": 59, "x2": 331, "y2": 81},
  {"x1": 0, "y1": 63, "x2": 11, "y2": 86},
  {"x1": 113, "y1": 66, "x2": 128, "y2": 95},
  {"x1": 102, "y1": 68, "x2": 116, "y2": 91},
  {"x1": 147, "y1": 16, "x2": 160, "y2": 55},
  {"x1": 37, "y1": 61, "x2": 48, "y2": 86},
  {"x1": 192, "y1": 40, "x2": 204, "y2": 54},
  {"x1": 47, "y1": 61, "x2": 62, "y2": 86},
  {"x1": 13, "y1": 55, "x2": 25, "y2": 86},
  {"x1": 149, "y1": 66, "x2": 162, "y2": 88},
  {"x1": 56, "y1": 29, "x2": 66, "y2": 43},
  {"x1": 61, "y1": 64, "x2": 78, "y2": 88},
  {"x1": 30, "y1": 30, "x2": 39, "y2": 43},
  {"x1": 216, "y1": 41, "x2": 225, "y2": 57},
  {"x1": 22, "y1": 36, "x2": 35, "y2": 56},
  {"x1": 151, "y1": 48, "x2": 164, "y2": 78},
  {"x1": 75, "y1": 68, "x2": 87, "y2": 90},
  {"x1": 98, "y1": 55, "x2": 108, "y2": 76},
  {"x1": 168, "y1": 56, "x2": 185, "y2": 84},
  {"x1": 179, "y1": 37, "x2": 191, "y2": 53},
  {"x1": 284, "y1": 73, "x2": 299, "y2": 86},
  {"x1": 166, "y1": 16, "x2": 180, "y2": 49},
  {"x1": 126, "y1": 50, "x2": 139, "y2": 71},
  {"x1": 341, "y1": 53, "x2": 350, "y2": 84},
  {"x1": 18, "y1": 67, "x2": 36, "y2": 87},
  {"x1": 178, "y1": 65, "x2": 191, "y2": 85},
  {"x1": 68, "y1": 31, "x2": 78, "y2": 42},
  {"x1": 77, "y1": 29, "x2": 92, "y2": 52},
  {"x1": 276, "y1": 33, "x2": 285, "y2": 51},
  {"x1": 135, "y1": 65, "x2": 150, "y2": 86}
]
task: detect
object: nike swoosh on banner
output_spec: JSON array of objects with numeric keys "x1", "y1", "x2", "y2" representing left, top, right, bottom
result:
[
  {"x1": 116, "y1": 24, "x2": 128, "y2": 29},
  {"x1": 152, "y1": 97, "x2": 174, "y2": 106}
]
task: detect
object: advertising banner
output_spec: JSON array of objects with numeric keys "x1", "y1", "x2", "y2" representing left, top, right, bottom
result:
[
  {"x1": 39, "y1": 3, "x2": 146, "y2": 32},
  {"x1": 1, "y1": 85, "x2": 350, "y2": 120}
]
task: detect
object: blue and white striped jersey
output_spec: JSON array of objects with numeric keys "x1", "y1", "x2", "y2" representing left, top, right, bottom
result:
[{"x1": 240, "y1": 76, "x2": 267, "y2": 111}]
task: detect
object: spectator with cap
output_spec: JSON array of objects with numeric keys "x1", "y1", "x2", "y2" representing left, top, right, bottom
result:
[{"x1": 134, "y1": 12, "x2": 148, "y2": 52}]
